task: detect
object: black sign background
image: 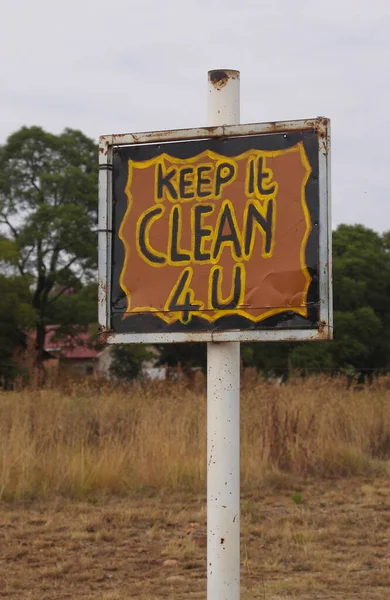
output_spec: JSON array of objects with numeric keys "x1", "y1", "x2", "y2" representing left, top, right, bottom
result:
[{"x1": 110, "y1": 131, "x2": 320, "y2": 335}]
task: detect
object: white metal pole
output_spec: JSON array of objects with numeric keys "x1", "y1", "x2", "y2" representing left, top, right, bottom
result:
[{"x1": 207, "y1": 69, "x2": 241, "y2": 600}]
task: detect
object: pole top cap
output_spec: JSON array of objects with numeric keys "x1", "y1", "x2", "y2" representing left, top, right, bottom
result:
[{"x1": 208, "y1": 69, "x2": 240, "y2": 89}]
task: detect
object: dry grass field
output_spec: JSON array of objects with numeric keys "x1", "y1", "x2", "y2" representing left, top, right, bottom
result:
[{"x1": 0, "y1": 374, "x2": 390, "y2": 598}]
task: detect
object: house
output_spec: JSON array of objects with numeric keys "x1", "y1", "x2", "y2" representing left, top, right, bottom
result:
[
  {"x1": 42, "y1": 326, "x2": 166, "y2": 379},
  {"x1": 43, "y1": 325, "x2": 100, "y2": 375}
]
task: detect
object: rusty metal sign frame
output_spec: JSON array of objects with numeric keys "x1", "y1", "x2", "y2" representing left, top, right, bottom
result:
[{"x1": 98, "y1": 118, "x2": 332, "y2": 344}]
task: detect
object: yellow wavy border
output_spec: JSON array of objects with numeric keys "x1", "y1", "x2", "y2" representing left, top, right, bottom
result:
[{"x1": 118, "y1": 143, "x2": 312, "y2": 324}]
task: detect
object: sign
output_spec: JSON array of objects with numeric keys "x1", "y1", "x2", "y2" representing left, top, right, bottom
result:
[{"x1": 98, "y1": 119, "x2": 332, "y2": 343}]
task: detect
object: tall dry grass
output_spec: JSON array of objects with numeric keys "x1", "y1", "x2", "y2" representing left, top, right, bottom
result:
[{"x1": 0, "y1": 374, "x2": 389, "y2": 500}]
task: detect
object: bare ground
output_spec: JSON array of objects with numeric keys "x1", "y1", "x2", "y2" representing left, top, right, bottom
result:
[{"x1": 0, "y1": 476, "x2": 389, "y2": 599}]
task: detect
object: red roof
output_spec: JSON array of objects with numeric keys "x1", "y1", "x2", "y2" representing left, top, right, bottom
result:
[{"x1": 44, "y1": 325, "x2": 99, "y2": 360}]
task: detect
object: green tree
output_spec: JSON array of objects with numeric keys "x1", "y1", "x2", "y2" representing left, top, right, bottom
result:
[
  {"x1": 331, "y1": 224, "x2": 390, "y2": 374},
  {"x1": 110, "y1": 345, "x2": 154, "y2": 381},
  {"x1": 333, "y1": 224, "x2": 390, "y2": 315},
  {"x1": 0, "y1": 273, "x2": 36, "y2": 383},
  {"x1": 0, "y1": 126, "x2": 98, "y2": 368},
  {"x1": 45, "y1": 283, "x2": 98, "y2": 329},
  {"x1": 242, "y1": 342, "x2": 292, "y2": 377},
  {"x1": 332, "y1": 307, "x2": 382, "y2": 372},
  {"x1": 289, "y1": 342, "x2": 334, "y2": 374},
  {"x1": 156, "y1": 343, "x2": 207, "y2": 376}
]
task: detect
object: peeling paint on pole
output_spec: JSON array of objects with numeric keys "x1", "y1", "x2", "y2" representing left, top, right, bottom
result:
[
  {"x1": 207, "y1": 69, "x2": 241, "y2": 600},
  {"x1": 209, "y1": 69, "x2": 238, "y2": 90}
]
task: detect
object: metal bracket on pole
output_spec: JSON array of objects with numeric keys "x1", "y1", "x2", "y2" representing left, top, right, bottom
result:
[{"x1": 207, "y1": 69, "x2": 241, "y2": 600}]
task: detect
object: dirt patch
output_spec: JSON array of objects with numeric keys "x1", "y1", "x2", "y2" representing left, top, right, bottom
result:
[{"x1": 0, "y1": 477, "x2": 389, "y2": 599}]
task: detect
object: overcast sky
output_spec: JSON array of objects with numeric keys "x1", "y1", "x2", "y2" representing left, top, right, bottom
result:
[{"x1": 1, "y1": 0, "x2": 389, "y2": 232}]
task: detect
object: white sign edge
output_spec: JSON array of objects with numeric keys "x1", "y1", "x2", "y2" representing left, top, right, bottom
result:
[{"x1": 98, "y1": 118, "x2": 332, "y2": 344}]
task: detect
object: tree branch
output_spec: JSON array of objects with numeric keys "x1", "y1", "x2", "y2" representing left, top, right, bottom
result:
[
  {"x1": 49, "y1": 245, "x2": 60, "y2": 275},
  {"x1": 18, "y1": 245, "x2": 35, "y2": 276},
  {"x1": 0, "y1": 215, "x2": 19, "y2": 239},
  {"x1": 57, "y1": 255, "x2": 78, "y2": 275},
  {"x1": 46, "y1": 256, "x2": 79, "y2": 306},
  {"x1": 46, "y1": 285, "x2": 70, "y2": 305}
]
